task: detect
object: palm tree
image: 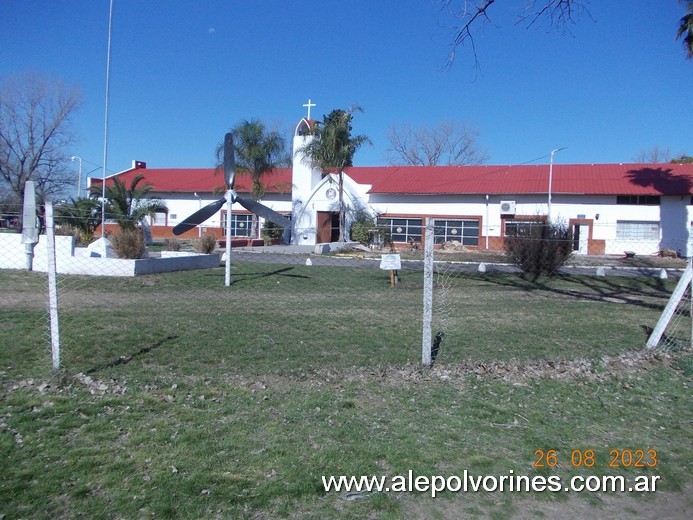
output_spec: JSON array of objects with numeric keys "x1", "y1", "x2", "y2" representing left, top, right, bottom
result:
[
  {"x1": 297, "y1": 106, "x2": 371, "y2": 241},
  {"x1": 677, "y1": 1, "x2": 693, "y2": 59},
  {"x1": 216, "y1": 119, "x2": 290, "y2": 239},
  {"x1": 55, "y1": 197, "x2": 102, "y2": 243},
  {"x1": 91, "y1": 174, "x2": 167, "y2": 231}
]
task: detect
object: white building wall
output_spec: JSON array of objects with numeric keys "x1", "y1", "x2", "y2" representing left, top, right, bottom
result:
[
  {"x1": 368, "y1": 192, "x2": 691, "y2": 256},
  {"x1": 291, "y1": 120, "x2": 322, "y2": 245}
]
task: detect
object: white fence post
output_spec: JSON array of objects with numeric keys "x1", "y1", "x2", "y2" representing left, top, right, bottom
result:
[
  {"x1": 646, "y1": 258, "x2": 693, "y2": 349},
  {"x1": 45, "y1": 200, "x2": 61, "y2": 372},
  {"x1": 422, "y1": 218, "x2": 434, "y2": 366}
]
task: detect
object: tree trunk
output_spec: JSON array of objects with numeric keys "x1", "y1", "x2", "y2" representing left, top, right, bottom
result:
[{"x1": 338, "y1": 172, "x2": 345, "y2": 242}]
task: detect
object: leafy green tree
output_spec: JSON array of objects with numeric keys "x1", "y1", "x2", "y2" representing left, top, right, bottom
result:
[
  {"x1": 671, "y1": 154, "x2": 693, "y2": 164},
  {"x1": 297, "y1": 106, "x2": 371, "y2": 241},
  {"x1": 678, "y1": 1, "x2": 693, "y2": 59},
  {"x1": 91, "y1": 174, "x2": 167, "y2": 231},
  {"x1": 217, "y1": 119, "x2": 290, "y2": 238},
  {"x1": 55, "y1": 197, "x2": 102, "y2": 244}
]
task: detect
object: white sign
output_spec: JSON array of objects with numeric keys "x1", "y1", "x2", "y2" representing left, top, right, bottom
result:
[{"x1": 380, "y1": 254, "x2": 401, "y2": 270}]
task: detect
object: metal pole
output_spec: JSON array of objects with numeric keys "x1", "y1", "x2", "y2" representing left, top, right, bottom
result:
[
  {"x1": 689, "y1": 256, "x2": 692, "y2": 349},
  {"x1": 548, "y1": 147, "x2": 566, "y2": 222},
  {"x1": 225, "y1": 190, "x2": 232, "y2": 287},
  {"x1": 194, "y1": 192, "x2": 202, "y2": 238},
  {"x1": 101, "y1": 0, "x2": 114, "y2": 239},
  {"x1": 72, "y1": 156, "x2": 82, "y2": 198},
  {"x1": 485, "y1": 194, "x2": 489, "y2": 250},
  {"x1": 422, "y1": 218, "x2": 434, "y2": 366},
  {"x1": 45, "y1": 200, "x2": 61, "y2": 373}
]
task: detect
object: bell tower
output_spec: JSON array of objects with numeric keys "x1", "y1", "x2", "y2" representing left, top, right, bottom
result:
[{"x1": 291, "y1": 100, "x2": 322, "y2": 244}]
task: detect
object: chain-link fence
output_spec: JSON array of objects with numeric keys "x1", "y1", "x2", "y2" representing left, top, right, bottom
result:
[{"x1": 1, "y1": 208, "x2": 690, "y2": 381}]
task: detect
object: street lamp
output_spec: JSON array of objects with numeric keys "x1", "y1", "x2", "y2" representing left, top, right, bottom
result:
[
  {"x1": 194, "y1": 192, "x2": 202, "y2": 237},
  {"x1": 547, "y1": 147, "x2": 567, "y2": 222},
  {"x1": 71, "y1": 156, "x2": 82, "y2": 198}
]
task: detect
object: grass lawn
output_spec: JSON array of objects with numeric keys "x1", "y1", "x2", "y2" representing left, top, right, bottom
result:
[{"x1": 0, "y1": 259, "x2": 691, "y2": 519}]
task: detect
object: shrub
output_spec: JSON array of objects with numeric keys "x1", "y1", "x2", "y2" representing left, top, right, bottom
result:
[
  {"x1": 110, "y1": 228, "x2": 146, "y2": 259},
  {"x1": 261, "y1": 221, "x2": 284, "y2": 245},
  {"x1": 504, "y1": 221, "x2": 573, "y2": 278},
  {"x1": 350, "y1": 219, "x2": 372, "y2": 245},
  {"x1": 165, "y1": 238, "x2": 181, "y2": 251},
  {"x1": 193, "y1": 233, "x2": 217, "y2": 254}
]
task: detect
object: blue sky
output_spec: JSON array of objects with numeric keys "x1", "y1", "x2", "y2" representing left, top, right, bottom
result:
[{"x1": 1, "y1": 0, "x2": 691, "y2": 178}]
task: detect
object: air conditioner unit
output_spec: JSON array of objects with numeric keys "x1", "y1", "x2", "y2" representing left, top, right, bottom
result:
[{"x1": 500, "y1": 200, "x2": 516, "y2": 215}]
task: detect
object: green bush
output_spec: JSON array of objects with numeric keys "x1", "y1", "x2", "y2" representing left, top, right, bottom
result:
[
  {"x1": 504, "y1": 221, "x2": 573, "y2": 278},
  {"x1": 261, "y1": 221, "x2": 284, "y2": 245},
  {"x1": 193, "y1": 233, "x2": 217, "y2": 254},
  {"x1": 110, "y1": 228, "x2": 146, "y2": 259},
  {"x1": 350, "y1": 219, "x2": 372, "y2": 245}
]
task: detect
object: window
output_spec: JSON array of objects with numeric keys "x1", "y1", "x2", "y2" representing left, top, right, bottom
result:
[
  {"x1": 616, "y1": 195, "x2": 660, "y2": 205},
  {"x1": 504, "y1": 219, "x2": 546, "y2": 237},
  {"x1": 434, "y1": 219, "x2": 479, "y2": 246},
  {"x1": 150, "y1": 211, "x2": 167, "y2": 226},
  {"x1": 221, "y1": 213, "x2": 253, "y2": 237},
  {"x1": 616, "y1": 220, "x2": 660, "y2": 241},
  {"x1": 376, "y1": 218, "x2": 422, "y2": 243}
]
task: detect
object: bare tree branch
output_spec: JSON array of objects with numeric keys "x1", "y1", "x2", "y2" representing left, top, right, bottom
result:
[
  {"x1": 519, "y1": 0, "x2": 585, "y2": 30},
  {"x1": 441, "y1": 0, "x2": 591, "y2": 69},
  {"x1": 441, "y1": 0, "x2": 496, "y2": 70}
]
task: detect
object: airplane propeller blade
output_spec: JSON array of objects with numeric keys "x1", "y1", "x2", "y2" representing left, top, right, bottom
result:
[
  {"x1": 223, "y1": 133, "x2": 235, "y2": 189},
  {"x1": 172, "y1": 133, "x2": 290, "y2": 238},
  {"x1": 172, "y1": 197, "x2": 227, "y2": 235},
  {"x1": 235, "y1": 195, "x2": 292, "y2": 229}
]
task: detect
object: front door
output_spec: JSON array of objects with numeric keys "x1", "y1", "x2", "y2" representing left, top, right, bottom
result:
[
  {"x1": 316, "y1": 212, "x2": 339, "y2": 243},
  {"x1": 572, "y1": 224, "x2": 589, "y2": 254}
]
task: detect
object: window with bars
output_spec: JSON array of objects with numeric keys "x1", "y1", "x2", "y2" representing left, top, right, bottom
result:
[
  {"x1": 221, "y1": 213, "x2": 253, "y2": 237},
  {"x1": 434, "y1": 219, "x2": 479, "y2": 246},
  {"x1": 376, "y1": 218, "x2": 423, "y2": 243},
  {"x1": 616, "y1": 220, "x2": 660, "y2": 241}
]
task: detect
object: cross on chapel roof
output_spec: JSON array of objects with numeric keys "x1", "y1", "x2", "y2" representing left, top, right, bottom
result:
[{"x1": 302, "y1": 99, "x2": 316, "y2": 120}]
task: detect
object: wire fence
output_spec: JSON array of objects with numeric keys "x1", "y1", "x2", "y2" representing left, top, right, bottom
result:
[{"x1": 0, "y1": 205, "x2": 690, "y2": 381}]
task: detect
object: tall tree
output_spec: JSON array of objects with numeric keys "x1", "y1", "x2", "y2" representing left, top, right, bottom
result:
[
  {"x1": 677, "y1": 1, "x2": 693, "y2": 59},
  {"x1": 91, "y1": 174, "x2": 167, "y2": 231},
  {"x1": 386, "y1": 120, "x2": 489, "y2": 166},
  {"x1": 298, "y1": 106, "x2": 371, "y2": 242},
  {"x1": 216, "y1": 119, "x2": 290, "y2": 238},
  {"x1": 0, "y1": 72, "x2": 82, "y2": 204}
]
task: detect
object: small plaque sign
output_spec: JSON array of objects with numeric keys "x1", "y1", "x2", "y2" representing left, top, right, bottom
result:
[{"x1": 380, "y1": 254, "x2": 401, "y2": 270}]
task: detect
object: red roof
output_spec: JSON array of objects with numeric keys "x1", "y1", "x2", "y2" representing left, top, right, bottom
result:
[
  {"x1": 361, "y1": 163, "x2": 693, "y2": 196},
  {"x1": 94, "y1": 167, "x2": 294, "y2": 194},
  {"x1": 96, "y1": 163, "x2": 693, "y2": 197}
]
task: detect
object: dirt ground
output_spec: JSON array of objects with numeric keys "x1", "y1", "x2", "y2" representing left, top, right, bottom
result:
[{"x1": 401, "y1": 484, "x2": 692, "y2": 519}]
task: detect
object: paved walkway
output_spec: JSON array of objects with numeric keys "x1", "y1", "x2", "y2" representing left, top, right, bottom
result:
[{"x1": 231, "y1": 244, "x2": 315, "y2": 254}]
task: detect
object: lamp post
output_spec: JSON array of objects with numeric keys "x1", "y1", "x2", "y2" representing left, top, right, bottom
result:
[
  {"x1": 101, "y1": 0, "x2": 114, "y2": 239},
  {"x1": 71, "y1": 156, "x2": 82, "y2": 198},
  {"x1": 547, "y1": 147, "x2": 566, "y2": 222},
  {"x1": 194, "y1": 192, "x2": 202, "y2": 237}
]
